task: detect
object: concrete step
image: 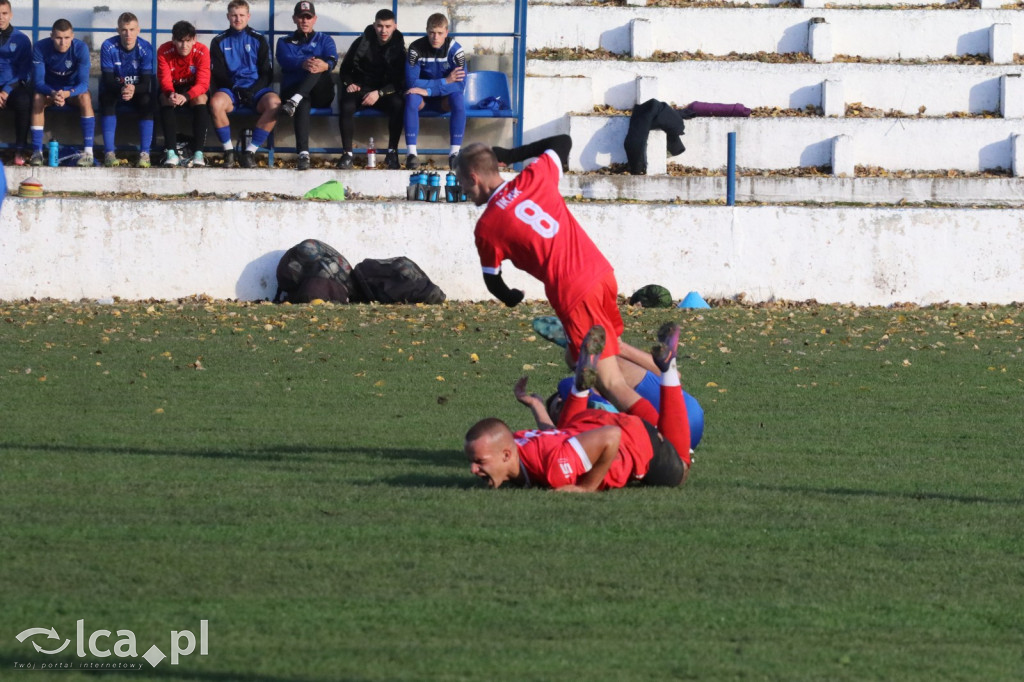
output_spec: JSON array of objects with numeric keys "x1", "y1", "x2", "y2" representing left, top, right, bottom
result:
[
  {"x1": 566, "y1": 114, "x2": 1024, "y2": 174},
  {"x1": 9, "y1": 163, "x2": 1024, "y2": 207},
  {"x1": 527, "y1": 6, "x2": 1024, "y2": 63},
  {"x1": 526, "y1": 60, "x2": 1024, "y2": 118}
]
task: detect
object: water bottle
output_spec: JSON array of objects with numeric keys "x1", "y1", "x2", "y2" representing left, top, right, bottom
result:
[
  {"x1": 415, "y1": 171, "x2": 428, "y2": 201},
  {"x1": 407, "y1": 171, "x2": 421, "y2": 201},
  {"x1": 445, "y1": 172, "x2": 458, "y2": 203},
  {"x1": 427, "y1": 172, "x2": 441, "y2": 202},
  {"x1": 238, "y1": 128, "x2": 252, "y2": 153},
  {"x1": 366, "y1": 136, "x2": 376, "y2": 169},
  {"x1": 48, "y1": 139, "x2": 59, "y2": 167}
]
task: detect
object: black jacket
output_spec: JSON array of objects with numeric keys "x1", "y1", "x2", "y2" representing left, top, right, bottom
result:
[
  {"x1": 338, "y1": 25, "x2": 406, "y2": 95},
  {"x1": 624, "y1": 99, "x2": 687, "y2": 175}
]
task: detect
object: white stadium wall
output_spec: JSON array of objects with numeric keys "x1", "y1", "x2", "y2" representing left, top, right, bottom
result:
[{"x1": 1, "y1": 197, "x2": 1021, "y2": 305}]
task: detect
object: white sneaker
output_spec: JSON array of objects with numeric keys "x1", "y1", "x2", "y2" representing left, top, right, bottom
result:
[
  {"x1": 189, "y1": 151, "x2": 206, "y2": 167},
  {"x1": 163, "y1": 149, "x2": 180, "y2": 167}
]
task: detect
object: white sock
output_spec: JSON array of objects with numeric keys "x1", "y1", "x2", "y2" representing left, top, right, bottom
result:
[
  {"x1": 572, "y1": 388, "x2": 589, "y2": 399},
  {"x1": 289, "y1": 94, "x2": 303, "y2": 105},
  {"x1": 83, "y1": 146, "x2": 93, "y2": 155},
  {"x1": 407, "y1": 145, "x2": 417, "y2": 156},
  {"x1": 299, "y1": 151, "x2": 309, "y2": 157},
  {"x1": 223, "y1": 141, "x2": 233, "y2": 151},
  {"x1": 449, "y1": 144, "x2": 461, "y2": 155},
  {"x1": 245, "y1": 143, "x2": 258, "y2": 153},
  {"x1": 660, "y1": 361, "x2": 680, "y2": 387}
]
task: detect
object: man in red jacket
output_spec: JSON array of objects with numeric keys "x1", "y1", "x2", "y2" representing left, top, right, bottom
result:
[{"x1": 156, "y1": 20, "x2": 211, "y2": 167}]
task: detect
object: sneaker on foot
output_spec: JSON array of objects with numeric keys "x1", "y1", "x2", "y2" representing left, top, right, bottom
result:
[
  {"x1": 385, "y1": 149, "x2": 399, "y2": 170},
  {"x1": 651, "y1": 322, "x2": 681, "y2": 373},
  {"x1": 77, "y1": 151, "x2": 94, "y2": 167},
  {"x1": 103, "y1": 151, "x2": 118, "y2": 167},
  {"x1": 574, "y1": 325, "x2": 606, "y2": 392},
  {"x1": 297, "y1": 153, "x2": 310, "y2": 171},
  {"x1": 14, "y1": 151, "x2": 26, "y2": 166},
  {"x1": 223, "y1": 150, "x2": 236, "y2": 167},
  {"x1": 449, "y1": 152, "x2": 458, "y2": 170},
  {"x1": 137, "y1": 152, "x2": 151, "y2": 168},
  {"x1": 29, "y1": 150, "x2": 43, "y2": 166},
  {"x1": 405, "y1": 154, "x2": 420, "y2": 170},
  {"x1": 281, "y1": 99, "x2": 297, "y2": 117},
  {"x1": 163, "y1": 149, "x2": 180, "y2": 167},
  {"x1": 336, "y1": 152, "x2": 353, "y2": 169},
  {"x1": 189, "y1": 151, "x2": 206, "y2": 167}
]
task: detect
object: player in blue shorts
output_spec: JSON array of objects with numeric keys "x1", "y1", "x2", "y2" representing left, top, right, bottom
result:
[
  {"x1": 209, "y1": 0, "x2": 281, "y2": 168},
  {"x1": 30, "y1": 19, "x2": 95, "y2": 166},
  {"x1": 403, "y1": 13, "x2": 465, "y2": 171},
  {"x1": 99, "y1": 13, "x2": 155, "y2": 168},
  {"x1": 0, "y1": 0, "x2": 34, "y2": 165}
]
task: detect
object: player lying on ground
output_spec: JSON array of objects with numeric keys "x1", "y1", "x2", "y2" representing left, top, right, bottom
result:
[
  {"x1": 458, "y1": 135, "x2": 668, "y2": 430},
  {"x1": 464, "y1": 323, "x2": 691, "y2": 492}
]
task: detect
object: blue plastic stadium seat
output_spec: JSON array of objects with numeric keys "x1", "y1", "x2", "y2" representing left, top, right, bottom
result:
[{"x1": 464, "y1": 70, "x2": 514, "y2": 118}]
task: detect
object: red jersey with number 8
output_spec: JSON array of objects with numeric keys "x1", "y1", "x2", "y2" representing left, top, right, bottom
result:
[{"x1": 474, "y1": 150, "x2": 613, "y2": 315}]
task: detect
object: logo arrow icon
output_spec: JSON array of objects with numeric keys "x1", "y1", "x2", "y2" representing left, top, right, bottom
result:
[
  {"x1": 16, "y1": 627, "x2": 59, "y2": 642},
  {"x1": 33, "y1": 639, "x2": 70, "y2": 655}
]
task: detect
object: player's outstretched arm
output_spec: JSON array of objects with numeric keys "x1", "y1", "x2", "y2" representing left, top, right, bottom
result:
[
  {"x1": 558, "y1": 426, "x2": 621, "y2": 493},
  {"x1": 514, "y1": 377, "x2": 555, "y2": 430},
  {"x1": 483, "y1": 272, "x2": 524, "y2": 307},
  {"x1": 492, "y1": 134, "x2": 572, "y2": 170}
]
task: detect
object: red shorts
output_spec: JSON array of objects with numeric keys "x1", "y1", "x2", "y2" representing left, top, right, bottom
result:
[{"x1": 560, "y1": 271, "x2": 623, "y2": 363}]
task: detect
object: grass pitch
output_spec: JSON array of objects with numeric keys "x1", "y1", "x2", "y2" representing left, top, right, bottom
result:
[{"x1": 1, "y1": 298, "x2": 1022, "y2": 681}]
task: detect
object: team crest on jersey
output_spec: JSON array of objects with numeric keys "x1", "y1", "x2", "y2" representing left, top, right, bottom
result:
[
  {"x1": 64, "y1": 60, "x2": 72, "y2": 68},
  {"x1": 189, "y1": 66, "x2": 196, "y2": 74},
  {"x1": 245, "y1": 44, "x2": 251, "y2": 52}
]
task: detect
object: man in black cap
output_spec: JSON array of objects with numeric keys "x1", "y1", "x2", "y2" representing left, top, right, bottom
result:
[
  {"x1": 276, "y1": 0, "x2": 338, "y2": 170},
  {"x1": 335, "y1": 8, "x2": 405, "y2": 169}
]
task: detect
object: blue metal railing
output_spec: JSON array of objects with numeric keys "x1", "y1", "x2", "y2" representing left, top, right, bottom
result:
[{"x1": 16, "y1": 0, "x2": 527, "y2": 156}]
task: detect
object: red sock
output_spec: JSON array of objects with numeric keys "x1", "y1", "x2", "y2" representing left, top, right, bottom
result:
[
  {"x1": 626, "y1": 398, "x2": 659, "y2": 428},
  {"x1": 559, "y1": 392, "x2": 589, "y2": 427},
  {"x1": 658, "y1": 385, "x2": 691, "y2": 466}
]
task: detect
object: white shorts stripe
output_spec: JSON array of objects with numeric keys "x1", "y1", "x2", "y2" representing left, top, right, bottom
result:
[{"x1": 568, "y1": 437, "x2": 593, "y2": 472}]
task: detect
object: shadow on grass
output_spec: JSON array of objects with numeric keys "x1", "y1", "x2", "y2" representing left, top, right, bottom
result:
[
  {"x1": 724, "y1": 481, "x2": 1024, "y2": 506},
  {"x1": 0, "y1": 651, "x2": 378, "y2": 682},
  {"x1": 0, "y1": 442, "x2": 463, "y2": 467}
]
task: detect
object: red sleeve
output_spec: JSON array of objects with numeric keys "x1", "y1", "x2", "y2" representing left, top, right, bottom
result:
[
  {"x1": 187, "y1": 44, "x2": 211, "y2": 101},
  {"x1": 157, "y1": 45, "x2": 174, "y2": 95},
  {"x1": 474, "y1": 214, "x2": 505, "y2": 275},
  {"x1": 515, "y1": 430, "x2": 591, "y2": 489}
]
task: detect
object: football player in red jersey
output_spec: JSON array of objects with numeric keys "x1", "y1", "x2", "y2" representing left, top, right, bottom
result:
[
  {"x1": 464, "y1": 323, "x2": 691, "y2": 493},
  {"x1": 458, "y1": 135, "x2": 664, "y2": 425},
  {"x1": 156, "y1": 21, "x2": 211, "y2": 166}
]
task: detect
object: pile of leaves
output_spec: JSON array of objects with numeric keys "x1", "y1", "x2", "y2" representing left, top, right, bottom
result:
[
  {"x1": 856, "y1": 165, "x2": 1012, "y2": 178},
  {"x1": 834, "y1": 53, "x2": 990, "y2": 65},
  {"x1": 846, "y1": 102, "x2": 1001, "y2": 118},
  {"x1": 528, "y1": 48, "x2": 813, "y2": 63},
  {"x1": 751, "y1": 104, "x2": 824, "y2": 117}
]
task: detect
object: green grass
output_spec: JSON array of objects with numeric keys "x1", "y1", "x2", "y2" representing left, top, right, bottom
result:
[{"x1": 2, "y1": 298, "x2": 1022, "y2": 681}]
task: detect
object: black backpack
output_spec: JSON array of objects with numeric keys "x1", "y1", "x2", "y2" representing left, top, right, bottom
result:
[
  {"x1": 350, "y1": 257, "x2": 446, "y2": 304},
  {"x1": 274, "y1": 239, "x2": 354, "y2": 303}
]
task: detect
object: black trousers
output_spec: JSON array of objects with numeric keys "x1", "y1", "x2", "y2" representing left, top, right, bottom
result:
[
  {"x1": 283, "y1": 71, "x2": 335, "y2": 153},
  {"x1": 159, "y1": 99, "x2": 211, "y2": 152},
  {"x1": 4, "y1": 83, "x2": 31, "y2": 148},
  {"x1": 338, "y1": 89, "x2": 403, "y2": 152}
]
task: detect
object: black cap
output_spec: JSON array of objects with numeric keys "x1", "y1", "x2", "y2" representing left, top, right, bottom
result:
[{"x1": 293, "y1": 1, "x2": 315, "y2": 16}]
